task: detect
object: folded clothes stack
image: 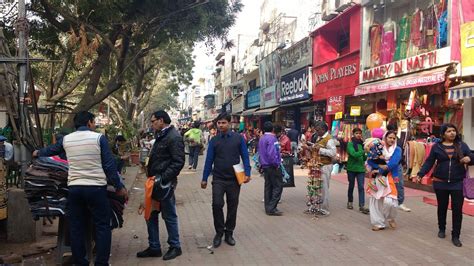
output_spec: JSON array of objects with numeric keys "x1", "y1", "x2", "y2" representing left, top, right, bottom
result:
[
  {"x1": 25, "y1": 157, "x2": 126, "y2": 229},
  {"x1": 25, "y1": 157, "x2": 69, "y2": 220}
]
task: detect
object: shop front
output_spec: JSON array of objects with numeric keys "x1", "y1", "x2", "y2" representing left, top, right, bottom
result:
[
  {"x1": 242, "y1": 87, "x2": 261, "y2": 130},
  {"x1": 311, "y1": 4, "x2": 361, "y2": 142},
  {"x1": 357, "y1": 0, "x2": 463, "y2": 190},
  {"x1": 255, "y1": 85, "x2": 280, "y2": 126},
  {"x1": 231, "y1": 95, "x2": 244, "y2": 131}
]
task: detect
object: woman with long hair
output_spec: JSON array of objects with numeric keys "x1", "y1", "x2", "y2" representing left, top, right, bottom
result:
[
  {"x1": 366, "y1": 130, "x2": 401, "y2": 231},
  {"x1": 416, "y1": 124, "x2": 473, "y2": 247}
]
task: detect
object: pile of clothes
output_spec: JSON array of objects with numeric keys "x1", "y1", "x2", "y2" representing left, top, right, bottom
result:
[{"x1": 24, "y1": 157, "x2": 126, "y2": 229}]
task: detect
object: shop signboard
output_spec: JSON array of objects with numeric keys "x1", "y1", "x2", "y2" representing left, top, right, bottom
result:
[
  {"x1": 350, "y1": 106, "x2": 361, "y2": 116},
  {"x1": 232, "y1": 95, "x2": 244, "y2": 114},
  {"x1": 327, "y1": 95, "x2": 344, "y2": 115},
  {"x1": 280, "y1": 67, "x2": 311, "y2": 104},
  {"x1": 260, "y1": 85, "x2": 278, "y2": 108},
  {"x1": 246, "y1": 88, "x2": 261, "y2": 109},
  {"x1": 313, "y1": 52, "x2": 359, "y2": 101},
  {"x1": 360, "y1": 47, "x2": 451, "y2": 83},
  {"x1": 259, "y1": 52, "x2": 281, "y2": 90},
  {"x1": 334, "y1": 112, "x2": 343, "y2": 120},
  {"x1": 280, "y1": 37, "x2": 312, "y2": 76},
  {"x1": 461, "y1": 22, "x2": 474, "y2": 76}
]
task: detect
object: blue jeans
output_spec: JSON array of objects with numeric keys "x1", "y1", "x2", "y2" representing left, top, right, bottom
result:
[
  {"x1": 68, "y1": 186, "x2": 111, "y2": 265},
  {"x1": 347, "y1": 171, "x2": 365, "y2": 207},
  {"x1": 396, "y1": 164, "x2": 405, "y2": 205},
  {"x1": 188, "y1": 145, "x2": 200, "y2": 169},
  {"x1": 146, "y1": 190, "x2": 181, "y2": 250}
]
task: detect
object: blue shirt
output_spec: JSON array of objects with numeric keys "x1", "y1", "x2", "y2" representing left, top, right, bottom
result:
[
  {"x1": 38, "y1": 126, "x2": 124, "y2": 189},
  {"x1": 202, "y1": 131, "x2": 251, "y2": 182}
]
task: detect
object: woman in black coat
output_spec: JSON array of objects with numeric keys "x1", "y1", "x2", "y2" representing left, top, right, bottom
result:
[{"x1": 417, "y1": 124, "x2": 473, "y2": 247}]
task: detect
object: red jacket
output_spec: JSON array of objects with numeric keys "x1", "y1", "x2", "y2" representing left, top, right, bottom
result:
[{"x1": 279, "y1": 134, "x2": 292, "y2": 155}]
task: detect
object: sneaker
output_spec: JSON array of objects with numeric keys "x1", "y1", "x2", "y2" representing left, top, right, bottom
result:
[
  {"x1": 188, "y1": 166, "x2": 192, "y2": 169},
  {"x1": 399, "y1": 204, "x2": 411, "y2": 212},
  {"x1": 359, "y1": 206, "x2": 369, "y2": 214},
  {"x1": 438, "y1": 230, "x2": 446, "y2": 239},
  {"x1": 347, "y1": 202, "x2": 353, "y2": 210},
  {"x1": 319, "y1": 209, "x2": 330, "y2": 216},
  {"x1": 136, "y1": 247, "x2": 162, "y2": 258},
  {"x1": 452, "y1": 237, "x2": 462, "y2": 247}
]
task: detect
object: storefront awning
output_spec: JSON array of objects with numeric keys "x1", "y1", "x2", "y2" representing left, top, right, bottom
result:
[
  {"x1": 241, "y1": 108, "x2": 259, "y2": 116},
  {"x1": 254, "y1": 106, "x2": 279, "y2": 116},
  {"x1": 449, "y1": 82, "x2": 474, "y2": 100},
  {"x1": 354, "y1": 67, "x2": 448, "y2": 96}
]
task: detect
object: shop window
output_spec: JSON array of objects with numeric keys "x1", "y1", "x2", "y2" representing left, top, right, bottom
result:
[
  {"x1": 361, "y1": 0, "x2": 448, "y2": 69},
  {"x1": 338, "y1": 31, "x2": 350, "y2": 55}
]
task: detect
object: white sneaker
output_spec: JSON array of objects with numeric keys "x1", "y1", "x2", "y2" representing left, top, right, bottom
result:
[{"x1": 399, "y1": 204, "x2": 411, "y2": 212}]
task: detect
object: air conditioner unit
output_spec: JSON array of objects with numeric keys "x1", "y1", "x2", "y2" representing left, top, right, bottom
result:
[{"x1": 321, "y1": 0, "x2": 338, "y2": 21}]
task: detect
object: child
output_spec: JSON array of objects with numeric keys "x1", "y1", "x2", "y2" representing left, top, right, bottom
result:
[{"x1": 364, "y1": 128, "x2": 389, "y2": 195}]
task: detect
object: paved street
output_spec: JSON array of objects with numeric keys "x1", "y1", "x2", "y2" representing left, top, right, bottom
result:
[{"x1": 110, "y1": 156, "x2": 474, "y2": 265}]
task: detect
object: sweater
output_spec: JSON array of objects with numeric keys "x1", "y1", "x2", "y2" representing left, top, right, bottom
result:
[
  {"x1": 346, "y1": 142, "x2": 366, "y2": 173},
  {"x1": 258, "y1": 133, "x2": 281, "y2": 168}
]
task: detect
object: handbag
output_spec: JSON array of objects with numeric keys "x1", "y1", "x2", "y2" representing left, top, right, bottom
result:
[
  {"x1": 463, "y1": 168, "x2": 474, "y2": 200},
  {"x1": 151, "y1": 175, "x2": 173, "y2": 201}
]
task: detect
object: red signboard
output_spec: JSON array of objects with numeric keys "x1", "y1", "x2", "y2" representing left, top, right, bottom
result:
[
  {"x1": 312, "y1": 52, "x2": 359, "y2": 101},
  {"x1": 326, "y1": 95, "x2": 345, "y2": 115}
]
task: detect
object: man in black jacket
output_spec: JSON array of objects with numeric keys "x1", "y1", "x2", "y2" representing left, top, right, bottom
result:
[{"x1": 137, "y1": 110, "x2": 185, "y2": 260}]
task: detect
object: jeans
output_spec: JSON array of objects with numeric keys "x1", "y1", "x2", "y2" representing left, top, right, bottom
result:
[
  {"x1": 68, "y1": 186, "x2": 111, "y2": 265},
  {"x1": 263, "y1": 166, "x2": 283, "y2": 213},
  {"x1": 117, "y1": 159, "x2": 125, "y2": 174},
  {"x1": 347, "y1": 171, "x2": 365, "y2": 207},
  {"x1": 188, "y1": 145, "x2": 200, "y2": 169},
  {"x1": 212, "y1": 179, "x2": 241, "y2": 235},
  {"x1": 290, "y1": 141, "x2": 298, "y2": 163},
  {"x1": 435, "y1": 189, "x2": 464, "y2": 238},
  {"x1": 396, "y1": 164, "x2": 405, "y2": 205},
  {"x1": 146, "y1": 190, "x2": 181, "y2": 250}
]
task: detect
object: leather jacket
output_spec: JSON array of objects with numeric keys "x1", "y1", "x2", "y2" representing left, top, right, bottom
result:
[{"x1": 147, "y1": 126, "x2": 185, "y2": 185}]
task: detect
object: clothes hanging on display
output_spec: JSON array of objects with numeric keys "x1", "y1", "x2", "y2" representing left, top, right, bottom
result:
[
  {"x1": 370, "y1": 23, "x2": 383, "y2": 67},
  {"x1": 408, "y1": 9, "x2": 423, "y2": 57},
  {"x1": 422, "y1": 5, "x2": 437, "y2": 51},
  {"x1": 381, "y1": 23, "x2": 396, "y2": 64},
  {"x1": 394, "y1": 15, "x2": 411, "y2": 61},
  {"x1": 437, "y1": 10, "x2": 448, "y2": 48}
]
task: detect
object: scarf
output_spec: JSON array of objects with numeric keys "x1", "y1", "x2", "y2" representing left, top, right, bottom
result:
[
  {"x1": 383, "y1": 143, "x2": 397, "y2": 161},
  {"x1": 351, "y1": 137, "x2": 363, "y2": 152}
]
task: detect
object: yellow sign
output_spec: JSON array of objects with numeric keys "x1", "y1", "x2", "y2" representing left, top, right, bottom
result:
[
  {"x1": 461, "y1": 21, "x2": 474, "y2": 76},
  {"x1": 350, "y1": 106, "x2": 361, "y2": 116},
  {"x1": 335, "y1": 112, "x2": 343, "y2": 120}
]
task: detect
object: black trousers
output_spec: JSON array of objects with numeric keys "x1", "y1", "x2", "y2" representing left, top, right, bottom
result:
[
  {"x1": 263, "y1": 166, "x2": 283, "y2": 213},
  {"x1": 212, "y1": 179, "x2": 241, "y2": 235},
  {"x1": 434, "y1": 189, "x2": 464, "y2": 238}
]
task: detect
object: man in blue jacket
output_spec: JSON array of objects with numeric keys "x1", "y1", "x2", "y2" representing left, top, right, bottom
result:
[
  {"x1": 258, "y1": 121, "x2": 283, "y2": 216},
  {"x1": 201, "y1": 112, "x2": 251, "y2": 248}
]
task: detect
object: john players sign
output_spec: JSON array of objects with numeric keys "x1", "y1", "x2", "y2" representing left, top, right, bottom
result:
[{"x1": 280, "y1": 67, "x2": 311, "y2": 104}]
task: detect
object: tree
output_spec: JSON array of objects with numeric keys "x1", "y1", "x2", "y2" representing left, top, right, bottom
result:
[{"x1": 19, "y1": 0, "x2": 242, "y2": 127}]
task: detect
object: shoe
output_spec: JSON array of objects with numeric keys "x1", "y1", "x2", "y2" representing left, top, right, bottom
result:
[
  {"x1": 213, "y1": 234, "x2": 223, "y2": 248},
  {"x1": 438, "y1": 230, "x2": 446, "y2": 239},
  {"x1": 266, "y1": 210, "x2": 283, "y2": 216},
  {"x1": 399, "y1": 204, "x2": 411, "y2": 212},
  {"x1": 452, "y1": 237, "x2": 462, "y2": 247},
  {"x1": 359, "y1": 206, "x2": 369, "y2": 214},
  {"x1": 136, "y1": 247, "x2": 162, "y2": 258},
  {"x1": 224, "y1": 233, "x2": 236, "y2": 246},
  {"x1": 319, "y1": 209, "x2": 330, "y2": 216},
  {"x1": 347, "y1": 202, "x2": 353, "y2": 210},
  {"x1": 163, "y1": 247, "x2": 182, "y2": 260},
  {"x1": 372, "y1": 226, "x2": 385, "y2": 231},
  {"x1": 188, "y1": 166, "x2": 192, "y2": 169},
  {"x1": 388, "y1": 220, "x2": 397, "y2": 229}
]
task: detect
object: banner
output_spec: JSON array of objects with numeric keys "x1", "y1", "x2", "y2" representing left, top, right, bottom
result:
[
  {"x1": 259, "y1": 52, "x2": 281, "y2": 90},
  {"x1": 280, "y1": 37, "x2": 312, "y2": 76},
  {"x1": 327, "y1": 96, "x2": 344, "y2": 115},
  {"x1": 461, "y1": 21, "x2": 474, "y2": 76},
  {"x1": 280, "y1": 67, "x2": 310, "y2": 104}
]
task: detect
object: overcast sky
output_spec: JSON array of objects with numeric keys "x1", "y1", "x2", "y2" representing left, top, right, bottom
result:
[{"x1": 191, "y1": 0, "x2": 262, "y2": 83}]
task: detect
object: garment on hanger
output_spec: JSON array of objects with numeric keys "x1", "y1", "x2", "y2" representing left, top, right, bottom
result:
[
  {"x1": 370, "y1": 23, "x2": 383, "y2": 67},
  {"x1": 422, "y1": 5, "x2": 437, "y2": 51},
  {"x1": 411, "y1": 142, "x2": 426, "y2": 178},
  {"x1": 394, "y1": 15, "x2": 411, "y2": 61},
  {"x1": 437, "y1": 10, "x2": 448, "y2": 48},
  {"x1": 408, "y1": 9, "x2": 423, "y2": 57},
  {"x1": 381, "y1": 28, "x2": 396, "y2": 64}
]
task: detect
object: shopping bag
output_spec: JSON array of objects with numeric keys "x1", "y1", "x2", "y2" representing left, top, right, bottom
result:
[{"x1": 463, "y1": 167, "x2": 474, "y2": 200}]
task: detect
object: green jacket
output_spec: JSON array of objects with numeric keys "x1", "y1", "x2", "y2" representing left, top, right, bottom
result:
[
  {"x1": 184, "y1": 128, "x2": 202, "y2": 145},
  {"x1": 346, "y1": 142, "x2": 366, "y2": 173}
]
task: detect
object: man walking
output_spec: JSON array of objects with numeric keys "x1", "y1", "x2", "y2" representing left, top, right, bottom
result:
[
  {"x1": 184, "y1": 121, "x2": 203, "y2": 171},
  {"x1": 201, "y1": 112, "x2": 251, "y2": 248},
  {"x1": 33, "y1": 111, "x2": 128, "y2": 265},
  {"x1": 310, "y1": 121, "x2": 337, "y2": 216},
  {"x1": 287, "y1": 124, "x2": 299, "y2": 163},
  {"x1": 137, "y1": 110, "x2": 185, "y2": 260},
  {"x1": 259, "y1": 122, "x2": 283, "y2": 216}
]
